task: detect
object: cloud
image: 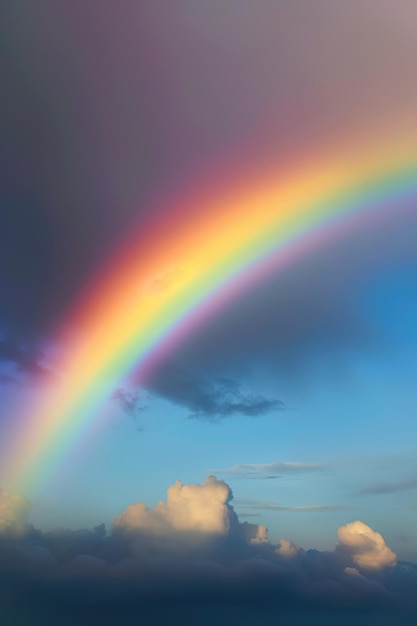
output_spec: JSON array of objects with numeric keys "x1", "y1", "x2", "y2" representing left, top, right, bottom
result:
[
  {"x1": 147, "y1": 367, "x2": 284, "y2": 421},
  {"x1": 0, "y1": 337, "x2": 54, "y2": 384},
  {"x1": 113, "y1": 476, "x2": 235, "y2": 537},
  {"x1": 249, "y1": 524, "x2": 269, "y2": 544},
  {"x1": 1, "y1": 0, "x2": 417, "y2": 426},
  {"x1": 277, "y1": 539, "x2": 301, "y2": 557},
  {"x1": 0, "y1": 478, "x2": 415, "y2": 624},
  {"x1": 112, "y1": 388, "x2": 147, "y2": 415},
  {"x1": 235, "y1": 497, "x2": 342, "y2": 512},
  {"x1": 111, "y1": 388, "x2": 148, "y2": 431},
  {"x1": 337, "y1": 520, "x2": 397, "y2": 570},
  {"x1": 211, "y1": 461, "x2": 325, "y2": 479},
  {"x1": 344, "y1": 566, "x2": 363, "y2": 576},
  {"x1": 0, "y1": 488, "x2": 32, "y2": 537},
  {"x1": 360, "y1": 477, "x2": 417, "y2": 495},
  {"x1": 146, "y1": 207, "x2": 417, "y2": 404}
]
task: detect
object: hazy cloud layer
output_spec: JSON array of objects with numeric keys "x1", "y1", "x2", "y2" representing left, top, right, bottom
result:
[
  {"x1": 360, "y1": 478, "x2": 417, "y2": 496},
  {"x1": 211, "y1": 461, "x2": 325, "y2": 479},
  {"x1": 235, "y1": 497, "x2": 342, "y2": 513}
]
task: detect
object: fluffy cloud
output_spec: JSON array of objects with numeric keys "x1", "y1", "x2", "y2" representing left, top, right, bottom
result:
[
  {"x1": 113, "y1": 476, "x2": 235, "y2": 536},
  {"x1": 0, "y1": 488, "x2": 31, "y2": 537},
  {"x1": 277, "y1": 538, "x2": 301, "y2": 557},
  {"x1": 337, "y1": 520, "x2": 397, "y2": 570}
]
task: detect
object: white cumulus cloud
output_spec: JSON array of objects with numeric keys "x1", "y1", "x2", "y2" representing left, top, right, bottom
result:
[
  {"x1": 113, "y1": 475, "x2": 234, "y2": 536},
  {"x1": 337, "y1": 520, "x2": 397, "y2": 570}
]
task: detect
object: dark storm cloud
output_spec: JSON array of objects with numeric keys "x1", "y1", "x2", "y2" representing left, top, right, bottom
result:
[
  {"x1": 0, "y1": 1, "x2": 154, "y2": 343},
  {"x1": 135, "y1": 199, "x2": 417, "y2": 416},
  {"x1": 147, "y1": 365, "x2": 283, "y2": 420},
  {"x1": 1, "y1": 0, "x2": 417, "y2": 415}
]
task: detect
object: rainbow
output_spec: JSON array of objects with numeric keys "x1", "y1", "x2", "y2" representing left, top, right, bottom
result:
[{"x1": 3, "y1": 135, "x2": 417, "y2": 494}]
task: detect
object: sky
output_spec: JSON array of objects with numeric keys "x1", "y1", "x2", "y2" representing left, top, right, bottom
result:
[{"x1": 1, "y1": 1, "x2": 417, "y2": 623}]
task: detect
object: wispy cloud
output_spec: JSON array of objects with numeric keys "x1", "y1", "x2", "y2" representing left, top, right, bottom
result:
[
  {"x1": 234, "y1": 497, "x2": 343, "y2": 512},
  {"x1": 112, "y1": 388, "x2": 148, "y2": 431},
  {"x1": 360, "y1": 477, "x2": 417, "y2": 496},
  {"x1": 209, "y1": 461, "x2": 326, "y2": 479},
  {"x1": 112, "y1": 388, "x2": 148, "y2": 416}
]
